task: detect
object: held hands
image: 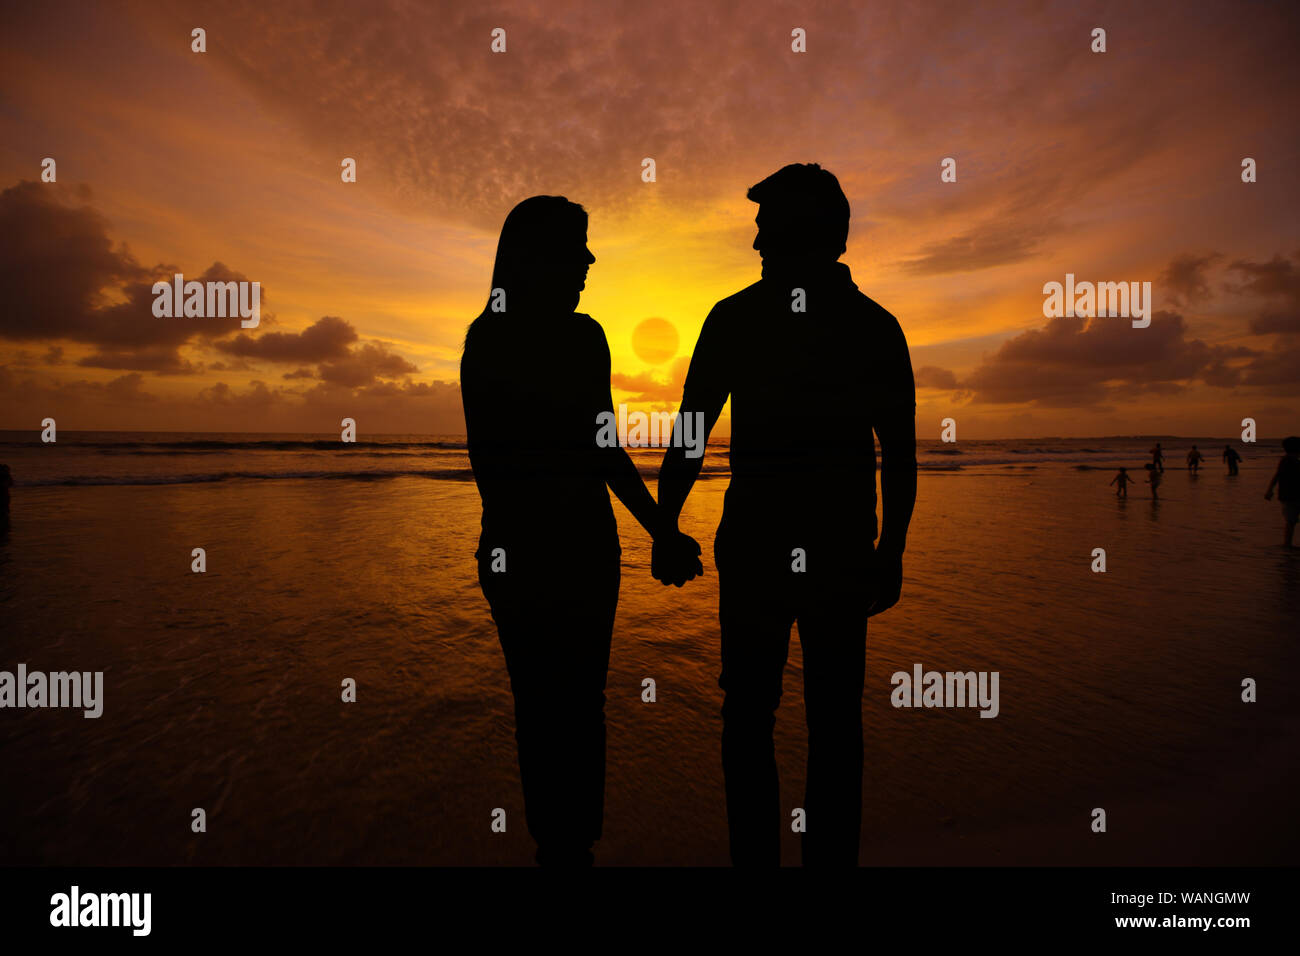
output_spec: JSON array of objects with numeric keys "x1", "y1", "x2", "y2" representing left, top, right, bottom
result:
[{"x1": 651, "y1": 530, "x2": 704, "y2": 587}]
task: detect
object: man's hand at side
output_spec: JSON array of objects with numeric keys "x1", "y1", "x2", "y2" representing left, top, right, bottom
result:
[{"x1": 866, "y1": 548, "x2": 903, "y2": 617}]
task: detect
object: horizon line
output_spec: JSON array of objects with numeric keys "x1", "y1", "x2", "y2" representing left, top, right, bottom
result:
[{"x1": 0, "y1": 428, "x2": 1288, "y2": 442}]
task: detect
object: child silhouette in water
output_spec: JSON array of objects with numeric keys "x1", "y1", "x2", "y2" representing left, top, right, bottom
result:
[
  {"x1": 1144, "y1": 463, "x2": 1162, "y2": 499},
  {"x1": 1110, "y1": 467, "x2": 1132, "y2": 498}
]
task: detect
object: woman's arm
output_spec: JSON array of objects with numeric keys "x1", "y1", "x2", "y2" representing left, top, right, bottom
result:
[
  {"x1": 588, "y1": 318, "x2": 668, "y2": 540},
  {"x1": 603, "y1": 444, "x2": 664, "y2": 538}
]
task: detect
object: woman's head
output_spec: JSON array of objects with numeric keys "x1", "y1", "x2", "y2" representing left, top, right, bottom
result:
[{"x1": 484, "y1": 196, "x2": 594, "y2": 317}]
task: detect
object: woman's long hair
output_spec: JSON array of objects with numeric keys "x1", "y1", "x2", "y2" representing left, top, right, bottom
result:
[{"x1": 464, "y1": 195, "x2": 588, "y2": 349}]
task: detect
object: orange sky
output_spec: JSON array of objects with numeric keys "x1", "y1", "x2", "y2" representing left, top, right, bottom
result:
[{"x1": 1, "y1": 0, "x2": 1297, "y2": 437}]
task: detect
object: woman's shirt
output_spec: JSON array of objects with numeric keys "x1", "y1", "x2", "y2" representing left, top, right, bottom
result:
[{"x1": 461, "y1": 311, "x2": 620, "y2": 562}]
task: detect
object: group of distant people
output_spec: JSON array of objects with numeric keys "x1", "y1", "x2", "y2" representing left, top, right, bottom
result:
[
  {"x1": 1138, "y1": 440, "x2": 1235, "y2": 476},
  {"x1": 1108, "y1": 437, "x2": 1300, "y2": 547}
]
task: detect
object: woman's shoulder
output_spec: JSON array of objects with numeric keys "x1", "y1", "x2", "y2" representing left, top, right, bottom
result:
[{"x1": 571, "y1": 312, "x2": 610, "y2": 348}]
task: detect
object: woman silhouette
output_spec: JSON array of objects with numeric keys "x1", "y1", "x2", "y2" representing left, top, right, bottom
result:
[{"x1": 460, "y1": 196, "x2": 698, "y2": 865}]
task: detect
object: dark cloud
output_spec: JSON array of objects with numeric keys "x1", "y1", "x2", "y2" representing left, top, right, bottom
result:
[
  {"x1": 0, "y1": 181, "x2": 148, "y2": 341},
  {"x1": 77, "y1": 346, "x2": 202, "y2": 374},
  {"x1": 1226, "y1": 253, "x2": 1300, "y2": 302},
  {"x1": 0, "y1": 365, "x2": 159, "y2": 420},
  {"x1": 216, "y1": 315, "x2": 356, "y2": 363},
  {"x1": 1249, "y1": 311, "x2": 1300, "y2": 336},
  {"x1": 0, "y1": 182, "x2": 266, "y2": 371},
  {"x1": 1160, "y1": 252, "x2": 1222, "y2": 307},
  {"x1": 207, "y1": 359, "x2": 254, "y2": 372},
  {"x1": 961, "y1": 311, "x2": 1252, "y2": 406},
  {"x1": 0, "y1": 183, "x2": 421, "y2": 389},
  {"x1": 1235, "y1": 343, "x2": 1300, "y2": 387},
  {"x1": 914, "y1": 365, "x2": 959, "y2": 390},
  {"x1": 318, "y1": 342, "x2": 419, "y2": 387},
  {"x1": 217, "y1": 317, "x2": 417, "y2": 386},
  {"x1": 198, "y1": 380, "x2": 278, "y2": 411},
  {"x1": 0, "y1": 365, "x2": 464, "y2": 433},
  {"x1": 1225, "y1": 253, "x2": 1300, "y2": 336}
]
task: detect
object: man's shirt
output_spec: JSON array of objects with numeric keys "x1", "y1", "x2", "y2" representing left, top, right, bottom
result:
[{"x1": 682, "y1": 261, "x2": 915, "y2": 545}]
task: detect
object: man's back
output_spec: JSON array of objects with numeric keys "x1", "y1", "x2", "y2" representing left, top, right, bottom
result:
[{"x1": 682, "y1": 261, "x2": 915, "y2": 544}]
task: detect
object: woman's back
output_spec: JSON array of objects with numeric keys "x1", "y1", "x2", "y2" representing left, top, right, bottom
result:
[{"x1": 461, "y1": 310, "x2": 618, "y2": 558}]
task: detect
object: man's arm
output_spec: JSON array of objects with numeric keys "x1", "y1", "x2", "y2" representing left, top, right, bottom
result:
[
  {"x1": 866, "y1": 308, "x2": 917, "y2": 616},
  {"x1": 867, "y1": 407, "x2": 917, "y2": 616},
  {"x1": 658, "y1": 305, "x2": 730, "y2": 532},
  {"x1": 657, "y1": 395, "x2": 726, "y2": 534},
  {"x1": 875, "y1": 409, "x2": 917, "y2": 556},
  {"x1": 648, "y1": 403, "x2": 720, "y2": 587},
  {"x1": 653, "y1": 307, "x2": 730, "y2": 584}
]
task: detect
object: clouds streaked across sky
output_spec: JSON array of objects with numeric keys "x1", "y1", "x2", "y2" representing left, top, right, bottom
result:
[{"x1": 0, "y1": 0, "x2": 1297, "y2": 436}]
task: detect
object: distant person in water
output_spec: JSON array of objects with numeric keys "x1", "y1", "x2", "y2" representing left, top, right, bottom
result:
[
  {"x1": 1186, "y1": 445, "x2": 1203, "y2": 474},
  {"x1": 1145, "y1": 463, "x2": 1162, "y2": 499},
  {"x1": 1149, "y1": 442, "x2": 1164, "y2": 473},
  {"x1": 0, "y1": 464, "x2": 10, "y2": 520},
  {"x1": 1109, "y1": 467, "x2": 1132, "y2": 498},
  {"x1": 460, "y1": 195, "x2": 701, "y2": 866},
  {"x1": 1223, "y1": 444, "x2": 1242, "y2": 476},
  {"x1": 1263, "y1": 435, "x2": 1300, "y2": 548}
]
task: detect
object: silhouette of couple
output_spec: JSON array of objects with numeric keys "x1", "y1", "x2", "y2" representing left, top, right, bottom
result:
[{"x1": 460, "y1": 164, "x2": 917, "y2": 867}]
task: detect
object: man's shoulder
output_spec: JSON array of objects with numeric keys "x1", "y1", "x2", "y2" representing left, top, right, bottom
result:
[
  {"x1": 853, "y1": 293, "x2": 910, "y2": 351},
  {"x1": 572, "y1": 311, "x2": 610, "y2": 345},
  {"x1": 709, "y1": 281, "x2": 766, "y2": 317},
  {"x1": 705, "y1": 277, "x2": 907, "y2": 342},
  {"x1": 853, "y1": 289, "x2": 903, "y2": 325}
]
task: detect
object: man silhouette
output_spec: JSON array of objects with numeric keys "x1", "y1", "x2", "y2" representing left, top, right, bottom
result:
[
  {"x1": 1223, "y1": 444, "x2": 1241, "y2": 476},
  {"x1": 655, "y1": 164, "x2": 917, "y2": 866}
]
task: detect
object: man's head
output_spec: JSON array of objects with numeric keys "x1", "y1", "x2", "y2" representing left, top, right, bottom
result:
[
  {"x1": 748, "y1": 163, "x2": 850, "y2": 268},
  {"x1": 1283, "y1": 436, "x2": 1300, "y2": 455}
]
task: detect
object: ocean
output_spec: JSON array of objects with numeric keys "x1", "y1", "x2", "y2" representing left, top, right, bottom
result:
[{"x1": 1, "y1": 432, "x2": 1297, "y2": 865}]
